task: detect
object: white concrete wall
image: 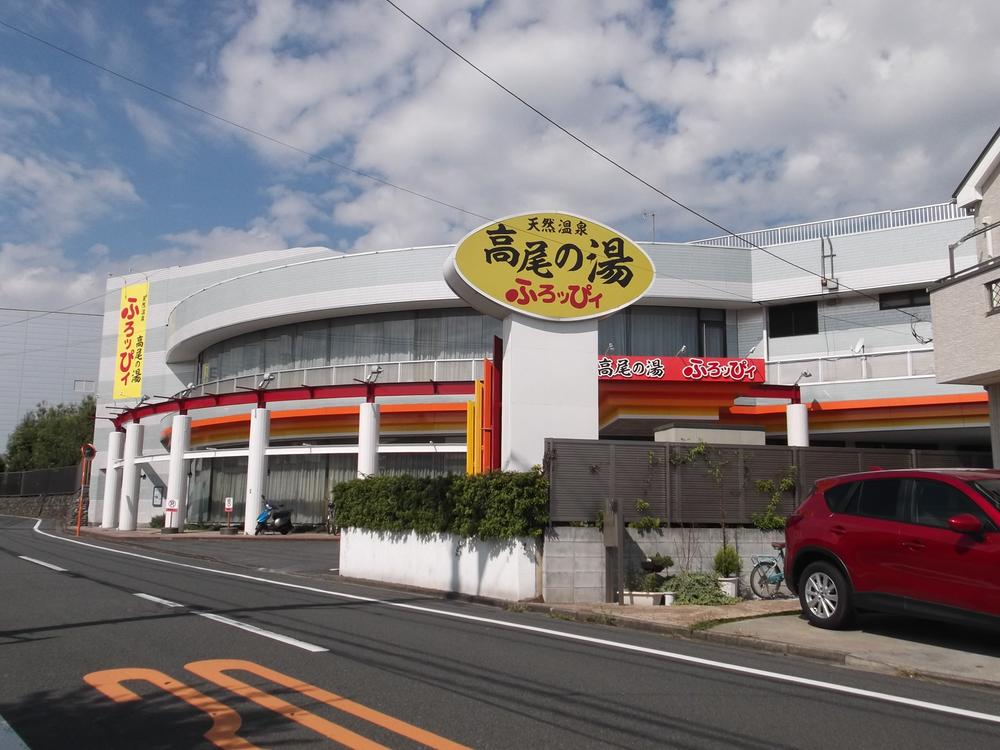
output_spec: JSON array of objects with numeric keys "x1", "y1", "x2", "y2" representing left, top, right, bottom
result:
[{"x1": 341, "y1": 528, "x2": 540, "y2": 601}]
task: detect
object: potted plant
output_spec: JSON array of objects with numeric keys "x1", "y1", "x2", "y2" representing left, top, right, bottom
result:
[
  {"x1": 640, "y1": 552, "x2": 674, "y2": 573},
  {"x1": 660, "y1": 569, "x2": 677, "y2": 606},
  {"x1": 714, "y1": 544, "x2": 742, "y2": 598},
  {"x1": 623, "y1": 569, "x2": 664, "y2": 606}
]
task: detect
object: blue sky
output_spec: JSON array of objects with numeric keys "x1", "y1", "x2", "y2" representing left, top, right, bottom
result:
[{"x1": 2, "y1": 0, "x2": 999, "y2": 314}]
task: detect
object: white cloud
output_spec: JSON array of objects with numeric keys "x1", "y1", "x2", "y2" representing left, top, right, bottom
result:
[
  {"x1": 123, "y1": 101, "x2": 179, "y2": 154},
  {"x1": 0, "y1": 242, "x2": 106, "y2": 313},
  {"x1": 0, "y1": 151, "x2": 140, "y2": 242},
  {"x1": 200, "y1": 0, "x2": 1000, "y2": 243}
]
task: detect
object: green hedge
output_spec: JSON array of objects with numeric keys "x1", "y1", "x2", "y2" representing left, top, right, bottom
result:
[{"x1": 333, "y1": 468, "x2": 549, "y2": 540}]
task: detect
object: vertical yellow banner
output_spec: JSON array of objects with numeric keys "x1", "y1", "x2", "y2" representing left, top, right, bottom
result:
[{"x1": 113, "y1": 282, "x2": 149, "y2": 400}]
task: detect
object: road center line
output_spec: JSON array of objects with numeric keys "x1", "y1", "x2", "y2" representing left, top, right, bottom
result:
[
  {"x1": 29, "y1": 520, "x2": 1000, "y2": 726},
  {"x1": 18, "y1": 555, "x2": 67, "y2": 572},
  {"x1": 134, "y1": 593, "x2": 184, "y2": 607},
  {"x1": 196, "y1": 612, "x2": 328, "y2": 653}
]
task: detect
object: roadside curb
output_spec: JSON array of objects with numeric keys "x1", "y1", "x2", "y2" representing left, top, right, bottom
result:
[
  {"x1": 73, "y1": 525, "x2": 339, "y2": 541},
  {"x1": 517, "y1": 601, "x2": 1000, "y2": 690}
]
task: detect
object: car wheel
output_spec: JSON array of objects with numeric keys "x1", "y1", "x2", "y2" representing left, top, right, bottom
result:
[{"x1": 799, "y1": 561, "x2": 855, "y2": 629}]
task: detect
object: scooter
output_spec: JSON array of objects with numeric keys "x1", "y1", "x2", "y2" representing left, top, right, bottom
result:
[{"x1": 255, "y1": 502, "x2": 293, "y2": 535}]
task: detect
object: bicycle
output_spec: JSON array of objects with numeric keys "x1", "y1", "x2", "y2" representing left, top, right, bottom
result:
[{"x1": 749, "y1": 541, "x2": 787, "y2": 599}]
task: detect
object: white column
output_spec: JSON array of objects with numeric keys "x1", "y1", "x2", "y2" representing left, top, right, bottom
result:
[
  {"x1": 501, "y1": 314, "x2": 599, "y2": 471},
  {"x1": 101, "y1": 430, "x2": 125, "y2": 528},
  {"x1": 357, "y1": 402, "x2": 380, "y2": 478},
  {"x1": 786, "y1": 403, "x2": 810, "y2": 447},
  {"x1": 117, "y1": 422, "x2": 144, "y2": 531},
  {"x1": 165, "y1": 414, "x2": 192, "y2": 531},
  {"x1": 243, "y1": 408, "x2": 271, "y2": 535},
  {"x1": 988, "y1": 383, "x2": 1000, "y2": 469}
]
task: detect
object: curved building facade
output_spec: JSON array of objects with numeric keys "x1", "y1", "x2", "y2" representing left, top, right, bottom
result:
[{"x1": 90, "y1": 204, "x2": 990, "y2": 527}]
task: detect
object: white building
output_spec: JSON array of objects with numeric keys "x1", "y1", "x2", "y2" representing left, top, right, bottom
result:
[{"x1": 90, "y1": 203, "x2": 989, "y2": 528}]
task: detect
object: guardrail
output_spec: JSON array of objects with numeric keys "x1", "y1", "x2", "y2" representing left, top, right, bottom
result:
[
  {"x1": 766, "y1": 347, "x2": 935, "y2": 385},
  {"x1": 691, "y1": 203, "x2": 967, "y2": 248},
  {"x1": 188, "y1": 358, "x2": 485, "y2": 397}
]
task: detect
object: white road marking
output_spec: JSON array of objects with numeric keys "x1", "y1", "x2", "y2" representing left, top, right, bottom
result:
[
  {"x1": 196, "y1": 612, "x2": 328, "y2": 652},
  {"x1": 18, "y1": 555, "x2": 66, "y2": 572},
  {"x1": 28, "y1": 519, "x2": 1000, "y2": 726},
  {"x1": 134, "y1": 593, "x2": 184, "y2": 608}
]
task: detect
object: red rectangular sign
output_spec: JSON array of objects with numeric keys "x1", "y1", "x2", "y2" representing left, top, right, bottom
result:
[{"x1": 598, "y1": 356, "x2": 765, "y2": 383}]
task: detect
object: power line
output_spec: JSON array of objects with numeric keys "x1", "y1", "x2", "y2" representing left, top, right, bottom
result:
[
  {"x1": 0, "y1": 306, "x2": 103, "y2": 317},
  {"x1": 382, "y1": 0, "x2": 930, "y2": 329},
  {"x1": 4, "y1": 11, "x2": 934, "y2": 339},
  {"x1": 0, "y1": 17, "x2": 483, "y2": 223},
  {"x1": 0, "y1": 292, "x2": 109, "y2": 332}
]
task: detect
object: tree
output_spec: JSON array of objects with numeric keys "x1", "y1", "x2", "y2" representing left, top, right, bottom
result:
[{"x1": 3, "y1": 396, "x2": 96, "y2": 472}]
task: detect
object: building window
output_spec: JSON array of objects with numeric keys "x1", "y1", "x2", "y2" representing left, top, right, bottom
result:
[
  {"x1": 768, "y1": 302, "x2": 818, "y2": 338},
  {"x1": 879, "y1": 289, "x2": 930, "y2": 309},
  {"x1": 989, "y1": 279, "x2": 1000, "y2": 313},
  {"x1": 73, "y1": 380, "x2": 95, "y2": 393}
]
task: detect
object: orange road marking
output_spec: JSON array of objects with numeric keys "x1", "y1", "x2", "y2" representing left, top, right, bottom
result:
[
  {"x1": 186, "y1": 659, "x2": 470, "y2": 750},
  {"x1": 83, "y1": 667, "x2": 257, "y2": 750}
]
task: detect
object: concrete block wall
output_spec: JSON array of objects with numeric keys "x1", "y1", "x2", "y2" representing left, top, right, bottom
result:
[{"x1": 543, "y1": 526, "x2": 786, "y2": 603}]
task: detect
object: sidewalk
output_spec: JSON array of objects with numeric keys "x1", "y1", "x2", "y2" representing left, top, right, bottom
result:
[
  {"x1": 524, "y1": 598, "x2": 1000, "y2": 691},
  {"x1": 76, "y1": 525, "x2": 339, "y2": 541}
]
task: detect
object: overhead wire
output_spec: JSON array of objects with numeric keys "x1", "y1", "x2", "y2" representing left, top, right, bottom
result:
[
  {"x1": 2, "y1": 11, "x2": 936, "y2": 344},
  {"x1": 381, "y1": 0, "x2": 934, "y2": 333},
  {"x1": 0, "y1": 17, "x2": 482, "y2": 222}
]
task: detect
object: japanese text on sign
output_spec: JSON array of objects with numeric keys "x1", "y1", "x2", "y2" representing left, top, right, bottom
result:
[
  {"x1": 113, "y1": 281, "x2": 149, "y2": 400},
  {"x1": 598, "y1": 356, "x2": 764, "y2": 383},
  {"x1": 449, "y1": 212, "x2": 654, "y2": 321}
]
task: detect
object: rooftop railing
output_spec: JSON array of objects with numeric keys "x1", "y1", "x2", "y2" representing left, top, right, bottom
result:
[
  {"x1": 186, "y1": 358, "x2": 485, "y2": 398},
  {"x1": 766, "y1": 347, "x2": 936, "y2": 386},
  {"x1": 690, "y1": 203, "x2": 968, "y2": 248},
  {"x1": 181, "y1": 349, "x2": 937, "y2": 402}
]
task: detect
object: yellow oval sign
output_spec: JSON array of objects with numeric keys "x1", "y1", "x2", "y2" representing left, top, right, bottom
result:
[{"x1": 446, "y1": 212, "x2": 654, "y2": 321}]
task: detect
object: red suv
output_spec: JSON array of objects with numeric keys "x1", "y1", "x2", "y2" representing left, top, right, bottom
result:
[{"x1": 785, "y1": 468, "x2": 1000, "y2": 629}]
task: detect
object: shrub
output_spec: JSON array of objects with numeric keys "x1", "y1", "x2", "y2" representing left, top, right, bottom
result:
[
  {"x1": 149, "y1": 514, "x2": 165, "y2": 529},
  {"x1": 332, "y1": 467, "x2": 548, "y2": 540},
  {"x1": 333, "y1": 474, "x2": 452, "y2": 534},
  {"x1": 668, "y1": 572, "x2": 737, "y2": 605},
  {"x1": 628, "y1": 498, "x2": 661, "y2": 533},
  {"x1": 751, "y1": 465, "x2": 796, "y2": 530},
  {"x1": 713, "y1": 544, "x2": 742, "y2": 577},
  {"x1": 449, "y1": 467, "x2": 549, "y2": 539}
]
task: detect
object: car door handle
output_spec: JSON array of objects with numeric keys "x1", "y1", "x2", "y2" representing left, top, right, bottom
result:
[
  {"x1": 902, "y1": 540, "x2": 925, "y2": 551},
  {"x1": 830, "y1": 525, "x2": 846, "y2": 536}
]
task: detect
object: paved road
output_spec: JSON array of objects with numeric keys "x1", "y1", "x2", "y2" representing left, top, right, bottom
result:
[{"x1": 2, "y1": 515, "x2": 1000, "y2": 749}]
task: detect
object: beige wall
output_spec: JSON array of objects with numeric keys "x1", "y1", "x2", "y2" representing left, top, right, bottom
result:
[
  {"x1": 974, "y1": 167, "x2": 1000, "y2": 263},
  {"x1": 931, "y1": 264, "x2": 1000, "y2": 384}
]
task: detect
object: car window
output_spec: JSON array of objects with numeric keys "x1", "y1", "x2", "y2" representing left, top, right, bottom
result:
[
  {"x1": 853, "y1": 478, "x2": 903, "y2": 520},
  {"x1": 967, "y1": 479, "x2": 1000, "y2": 512},
  {"x1": 824, "y1": 481, "x2": 859, "y2": 513},
  {"x1": 911, "y1": 479, "x2": 995, "y2": 531}
]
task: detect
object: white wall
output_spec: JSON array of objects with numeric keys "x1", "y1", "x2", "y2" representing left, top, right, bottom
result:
[{"x1": 340, "y1": 528, "x2": 539, "y2": 601}]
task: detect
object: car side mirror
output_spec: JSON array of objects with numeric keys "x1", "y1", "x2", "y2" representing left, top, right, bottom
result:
[{"x1": 948, "y1": 513, "x2": 983, "y2": 534}]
